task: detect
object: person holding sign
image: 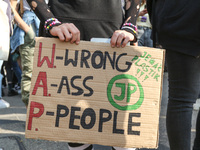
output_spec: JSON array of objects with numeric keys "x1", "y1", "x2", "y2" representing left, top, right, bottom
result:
[
  {"x1": 26, "y1": 0, "x2": 141, "y2": 150},
  {"x1": 10, "y1": 0, "x2": 40, "y2": 107},
  {"x1": 147, "y1": 0, "x2": 200, "y2": 150},
  {"x1": 136, "y1": 0, "x2": 153, "y2": 47},
  {"x1": 0, "y1": 0, "x2": 12, "y2": 109},
  {"x1": 26, "y1": 0, "x2": 140, "y2": 47}
]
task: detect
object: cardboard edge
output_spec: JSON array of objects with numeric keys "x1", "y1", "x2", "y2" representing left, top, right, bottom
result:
[{"x1": 155, "y1": 49, "x2": 166, "y2": 148}]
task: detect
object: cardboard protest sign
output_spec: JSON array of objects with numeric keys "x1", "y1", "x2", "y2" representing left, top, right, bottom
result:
[{"x1": 25, "y1": 37, "x2": 165, "y2": 149}]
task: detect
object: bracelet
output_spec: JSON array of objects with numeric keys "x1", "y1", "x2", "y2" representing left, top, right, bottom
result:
[
  {"x1": 122, "y1": 23, "x2": 137, "y2": 31},
  {"x1": 45, "y1": 18, "x2": 58, "y2": 25},
  {"x1": 45, "y1": 20, "x2": 61, "y2": 30},
  {"x1": 121, "y1": 25, "x2": 138, "y2": 43},
  {"x1": 121, "y1": 26, "x2": 137, "y2": 34},
  {"x1": 44, "y1": 18, "x2": 61, "y2": 31}
]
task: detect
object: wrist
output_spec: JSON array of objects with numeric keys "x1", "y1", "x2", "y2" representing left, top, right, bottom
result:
[
  {"x1": 44, "y1": 18, "x2": 61, "y2": 35},
  {"x1": 121, "y1": 23, "x2": 138, "y2": 42}
]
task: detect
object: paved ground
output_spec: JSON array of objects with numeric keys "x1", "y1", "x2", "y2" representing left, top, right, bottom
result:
[{"x1": 0, "y1": 72, "x2": 198, "y2": 150}]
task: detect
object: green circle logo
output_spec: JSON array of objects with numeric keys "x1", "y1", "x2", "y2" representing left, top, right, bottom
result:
[{"x1": 107, "y1": 74, "x2": 144, "y2": 111}]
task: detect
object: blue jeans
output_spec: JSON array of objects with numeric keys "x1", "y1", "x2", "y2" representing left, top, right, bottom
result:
[
  {"x1": 137, "y1": 26, "x2": 153, "y2": 47},
  {"x1": 0, "y1": 60, "x2": 3, "y2": 98},
  {"x1": 11, "y1": 57, "x2": 21, "y2": 84},
  {"x1": 166, "y1": 50, "x2": 200, "y2": 150}
]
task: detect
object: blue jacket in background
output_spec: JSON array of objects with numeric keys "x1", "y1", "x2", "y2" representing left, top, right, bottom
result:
[{"x1": 10, "y1": 10, "x2": 40, "y2": 54}]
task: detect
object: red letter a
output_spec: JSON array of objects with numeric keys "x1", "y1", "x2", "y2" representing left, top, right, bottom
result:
[{"x1": 32, "y1": 72, "x2": 48, "y2": 96}]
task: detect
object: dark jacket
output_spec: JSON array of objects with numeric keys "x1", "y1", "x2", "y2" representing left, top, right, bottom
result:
[
  {"x1": 147, "y1": 0, "x2": 200, "y2": 57},
  {"x1": 44, "y1": 0, "x2": 123, "y2": 41}
]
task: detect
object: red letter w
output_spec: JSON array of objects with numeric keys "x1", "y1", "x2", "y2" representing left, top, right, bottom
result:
[{"x1": 37, "y1": 42, "x2": 56, "y2": 68}]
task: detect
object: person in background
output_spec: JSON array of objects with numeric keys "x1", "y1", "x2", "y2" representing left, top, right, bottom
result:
[
  {"x1": 3, "y1": 55, "x2": 19, "y2": 96},
  {"x1": 11, "y1": 50, "x2": 22, "y2": 94},
  {"x1": 10, "y1": 0, "x2": 40, "y2": 107},
  {"x1": 1, "y1": 64, "x2": 6, "y2": 97},
  {"x1": 147, "y1": 0, "x2": 200, "y2": 149},
  {"x1": 0, "y1": 61, "x2": 10, "y2": 109},
  {"x1": 0, "y1": 0, "x2": 12, "y2": 109},
  {"x1": 10, "y1": 47, "x2": 22, "y2": 94},
  {"x1": 26, "y1": 0, "x2": 141, "y2": 150},
  {"x1": 136, "y1": 0, "x2": 152, "y2": 47}
]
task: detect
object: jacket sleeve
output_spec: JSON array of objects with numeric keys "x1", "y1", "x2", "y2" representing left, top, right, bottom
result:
[
  {"x1": 26, "y1": 0, "x2": 54, "y2": 23},
  {"x1": 124, "y1": 0, "x2": 141, "y2": 25},
  {"x1": 122, "y1": 0, "x2": 141, "y2": 42},
  {"x1": 27, "y1": 0, "x2": 141, "y2": 26}
]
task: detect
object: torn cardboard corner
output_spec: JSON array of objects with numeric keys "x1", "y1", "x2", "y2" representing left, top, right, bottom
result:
[{"x1": 25, "y1": 37, "x2": 165, "y2": 149}]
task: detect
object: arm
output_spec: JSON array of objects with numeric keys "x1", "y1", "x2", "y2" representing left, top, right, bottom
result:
[
  {"x1": 26, "y1": 0, "x2": 53, "y2": 23},
  {"x1": 26, "y1": 0, "x2": 80, "y2": 44},
  {"x1": 27, "y1": 0, "x2": 140, "y2": 47},
  {"x1": 10, "y1": 0, "x2": 30, "y2": 33},
  {"x1": 124, "y1": 0, "x2": 141, "y2": 24},
  {"x1": 111, "y1": 0, "x2": 141, "y2": 48},
  {"x1": 139, "y1": 9, "x2": 148, "y2": 16}
]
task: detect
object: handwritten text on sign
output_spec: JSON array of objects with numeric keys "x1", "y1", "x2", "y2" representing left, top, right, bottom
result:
[{"x1": 25, "y1": 37, "x2": 165, "y2": 148}]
